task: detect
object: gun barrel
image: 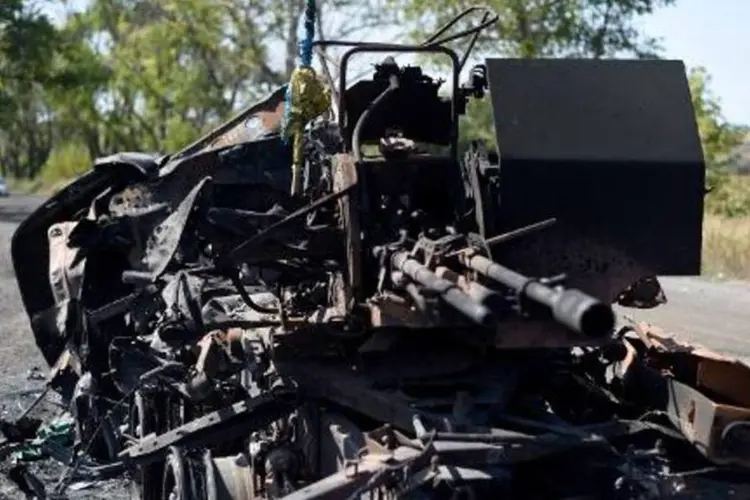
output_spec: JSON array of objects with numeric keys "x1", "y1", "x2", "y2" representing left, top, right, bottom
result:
[
  {"x1": 392, "y1": 251, "x2": 495, "y2": 328},
  {"x1": 463, "y1": 253, "x2": 614, "y2": 338},
  {"x1": 435, "y1": 266, "x2": 506, "y2": 312}
]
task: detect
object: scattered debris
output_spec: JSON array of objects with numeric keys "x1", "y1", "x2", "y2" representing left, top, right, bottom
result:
[
  {"x1": 5, "y1": 3, "x2": 749, "y2": 499},
  {"x1": 27, "y1": 368, "x2": 46, "y2": 382},
  {"x1": 9, "y1": 414, "x2": 74, "y2": 464}
]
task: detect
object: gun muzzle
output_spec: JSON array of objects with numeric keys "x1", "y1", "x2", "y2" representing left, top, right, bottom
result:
[
  {"x1": 550, "y1": 289, "x2": 615, "y2": 339},
  {"x1": 462, "y1": 253, "x2": 614, "y2": 338}
]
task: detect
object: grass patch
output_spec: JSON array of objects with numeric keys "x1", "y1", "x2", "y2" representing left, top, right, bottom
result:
[
  {"x1": 6, "y1": 141, "x2": 92, "y2": 196},
  {"x1": 706, "y1": 173, "x2": 750, "y2": 218},
  {"x1": 39, "y1": 141, "x2": 92, "y2": 188},
  {"x1": 702, "y1": 214, "x2": 750, "y2": 281},
  {"x1": 7, "y1": 177, "x2": 46, "y2": 195}
]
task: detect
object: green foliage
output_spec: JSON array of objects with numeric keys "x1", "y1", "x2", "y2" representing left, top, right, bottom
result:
[
  {"x1": 1, "y1": 0, "x2": 748, "y2": 207},
  {"x1": 0, "y1": 82, "x2": 54, "y2": 179},
  {"x1": 706, "y1": 175, "x2": 750, "y2": 218},
  {"x1": 0, "y1": 1, "x2": 61, "y2": 178},
  {"x1": 71, "y1": 0, "x2": 277, "y2": 152},
  {"x1": 688, "y1": 67, "x2": 748, "y2": 217},
  {"x1": 0, "y1": 0, "x2": 385, "y2": 187},
  {"x1": 387, "y1": 0, "x2": 676, "y2": 59},
  {"x1": 458, "y1": 98, "x2": 495, "y2": 153},
  {"x1": 36, "y1": 0, "x2": 383, "y2": 158},
  {"x1": 7, "y1": 175, "x2": 44, "y2": 194},
  {"x1": 40, "y1": 141, "x2": 92, "y2": 187},
  {"x1": 0, "y1": 0, "x2": 59, "y2": 84}
]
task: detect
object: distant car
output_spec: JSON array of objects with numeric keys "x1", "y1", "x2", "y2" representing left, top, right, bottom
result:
[{"x1": 0, "y1": 177, "x2": 8, "y2": 197}]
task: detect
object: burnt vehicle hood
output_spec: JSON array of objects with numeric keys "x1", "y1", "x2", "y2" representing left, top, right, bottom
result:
[{"x1": 11, "y1": 87, "x2": 289, "y2": 367}]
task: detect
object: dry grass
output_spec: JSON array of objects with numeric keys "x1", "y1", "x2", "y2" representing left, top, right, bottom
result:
[{"x1": 703, "y1": 214, "x2": 750, "y2": 280}]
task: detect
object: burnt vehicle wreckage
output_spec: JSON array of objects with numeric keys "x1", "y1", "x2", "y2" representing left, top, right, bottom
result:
[{"x1": 5, "y1": 3, "x2": 750, "y2": 499}]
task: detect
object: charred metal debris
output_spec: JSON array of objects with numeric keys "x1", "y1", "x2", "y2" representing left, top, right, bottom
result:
[{"x1": 6, "y1": 4, "x2": 750, "y2": 499}]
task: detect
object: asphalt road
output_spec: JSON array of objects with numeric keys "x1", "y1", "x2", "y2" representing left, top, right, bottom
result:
[
  {"x1": 0, "y1": 194, "x2": 126, "y2": 498},
  {"x1": 0, "y1": 195, "x2": 49, "y2": 385},
  {"x1": 0, "y1": 194, "x2": 48, "y2": 223}
]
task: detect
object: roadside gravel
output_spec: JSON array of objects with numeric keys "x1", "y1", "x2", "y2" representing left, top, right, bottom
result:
[
  {"x1": 0, "y1": 221, "x2": 48, "y2": 410},
  {"x1": 0, "y1": 221, "x2": 128, "y2": 499}
]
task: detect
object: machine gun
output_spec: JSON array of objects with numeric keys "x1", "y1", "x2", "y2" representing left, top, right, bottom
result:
[
  {"x1": 373, "y1": 223, "x2": 616, "y2": 341},
  {"x1": 323, "y1": 6, "x2": 703, "y2": 349}
]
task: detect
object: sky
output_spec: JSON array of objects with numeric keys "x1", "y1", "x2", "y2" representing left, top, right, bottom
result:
[
  {"x1": 639, "y1": 0, "x2": 750, "y2": 125},
  {"x1": 44, "y1": 0, "x2": 750, "y2": 125}
]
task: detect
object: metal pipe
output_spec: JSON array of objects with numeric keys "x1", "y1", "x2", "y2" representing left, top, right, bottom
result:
[{"x1": 392, "y1": 251, "x2": 494, "y2": 327}]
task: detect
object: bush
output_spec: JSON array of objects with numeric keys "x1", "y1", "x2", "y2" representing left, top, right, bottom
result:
[
  {"x1": 39, "y1": 141, "x2": 92, "y2": 190},
  {"x1": 705, "y1": 173, "x2": 750, "y2": 218}
]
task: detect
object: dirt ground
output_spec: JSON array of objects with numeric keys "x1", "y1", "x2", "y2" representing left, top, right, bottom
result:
[{"x1": 0, "y1": 220, "x2": 129, "y2": 499}]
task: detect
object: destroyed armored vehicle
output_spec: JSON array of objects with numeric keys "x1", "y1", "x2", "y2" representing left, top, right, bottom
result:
[{"x1": 8, "y1": 5, "x2": 750, "y2": 499}]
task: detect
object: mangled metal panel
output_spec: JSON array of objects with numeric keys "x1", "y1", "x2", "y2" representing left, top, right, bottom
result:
[{"x1": 620, "y1": 323, "x2": 750, "y2": 468}]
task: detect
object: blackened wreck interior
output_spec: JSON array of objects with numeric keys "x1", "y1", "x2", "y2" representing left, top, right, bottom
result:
[{"x1": 6, "y1": 5, "x2": 750, "y2": 500}]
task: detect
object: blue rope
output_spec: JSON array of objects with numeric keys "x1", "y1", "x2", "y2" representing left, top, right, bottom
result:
[
  {"x1": 282, "y1": 85, "x2": 292, "y2": 141},
  {"x1": 282, "y1": 0, "x2": 317, "y2": 141},
  {"x1": 299, "y1": 0, "x2": 315, "y2": 67}
]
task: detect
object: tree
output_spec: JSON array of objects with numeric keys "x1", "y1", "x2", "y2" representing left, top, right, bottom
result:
[
  {"x1": 0, "y1": 1, "x2": 60, "y2": 177},
  {"x1": 43, "y1": 11, "x2": 112, "y2": 159},
  {"x1": 0, "y1": 82, "x2": 55, "y2": 179},
  {"x1": 688, "y1": 67, "x2": 747, "y2": 215},
  {"x1": 50, "y1": 0, "x2": 387, "y2": 154},
  {"x1": 0, "y1": 0, "x2": 387, "y2": 185},
  {"x1": 64, "y1": 0, "x2": 275, "y2": 152},
  {"x1": 387, "y1": 0, "x2": 677, "y2": 59},
  {"x1": 689, "y1": 67, "x2": 744, "y2": 180},
  {"x1": 0, "y1": 0, "x2": 58, "y2": 84},
  {"x1": 382, "y1": 0, "x2": 681, "y2": 152}
]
